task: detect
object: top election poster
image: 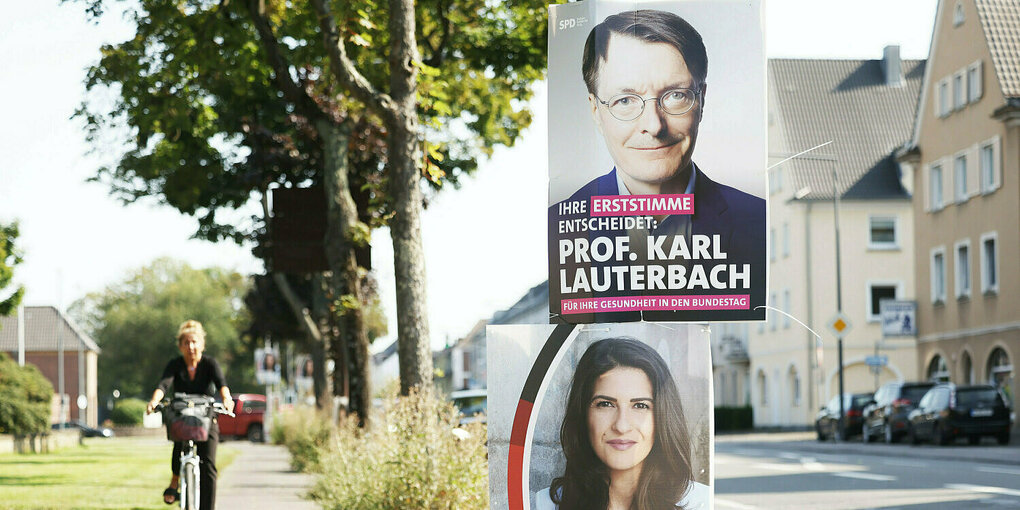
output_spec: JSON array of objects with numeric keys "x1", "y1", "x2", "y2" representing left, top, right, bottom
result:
[{"x1": 548, "y1": 0, "x2": 767, "y2": 324}]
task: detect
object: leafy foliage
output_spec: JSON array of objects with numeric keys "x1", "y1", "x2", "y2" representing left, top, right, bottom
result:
[
  {"x1": 110, "y1": 397, "x2": 147, "y2": 426},
  {"x1": 0, "y1": 221, "x2": 25, "y2": 317},
  {"x1": 68, "y1": 258, "x2": 250, "y2": 399},
  {"x1": 0, "y1": 353, "x2": 54, "y2": 435},
  {"x1": 275, "y1": 385, "x2": 488, "y2": 509}
]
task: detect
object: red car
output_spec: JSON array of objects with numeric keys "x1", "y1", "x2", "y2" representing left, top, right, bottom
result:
[{"x1": 218, "y1": 394, "x2": 266, "y2": 442}]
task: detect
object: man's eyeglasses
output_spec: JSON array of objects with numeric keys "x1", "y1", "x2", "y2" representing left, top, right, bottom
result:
[{"x1": 594, "y1": 88, "x2": 700, "y2": 121}]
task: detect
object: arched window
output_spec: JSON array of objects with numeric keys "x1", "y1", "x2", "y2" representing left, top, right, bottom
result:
[
  {"x1": 961, "y1": 351, "x2": 974, "y2": 384},
  {"x1": 758, "y1": 370, "x2": 767, "y2": 406},
  {"x1": 987, "y1": 348, "x2": 1012, "y2": 387},
  {"x1": 927, "y1": 355, "x2": 950, "y2": 382},
  {"x1": 787, "y1": 366, "x2": 800, "y2": 407}
]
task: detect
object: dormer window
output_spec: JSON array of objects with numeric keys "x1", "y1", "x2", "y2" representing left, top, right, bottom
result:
[{"x1": 954, "y1": 2, "x2": 965, "y2": 26}]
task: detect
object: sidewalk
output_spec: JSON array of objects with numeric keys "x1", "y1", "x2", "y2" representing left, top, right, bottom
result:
[{"x1": 218, "y1": 441, "x2": 318, "y2": 509}]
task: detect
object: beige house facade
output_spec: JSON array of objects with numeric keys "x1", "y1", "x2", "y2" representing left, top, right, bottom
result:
[
  {"x1": 752, "y1": 53, "x2": 924, "y2": 427},
  {"x1": 901, "y1": 0, "x2": 1019, "y2": 422}
]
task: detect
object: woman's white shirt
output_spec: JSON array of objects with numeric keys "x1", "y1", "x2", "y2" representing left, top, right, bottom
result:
[{"x1": 534, "y1": 481, "x2": 710, "y2": 510}]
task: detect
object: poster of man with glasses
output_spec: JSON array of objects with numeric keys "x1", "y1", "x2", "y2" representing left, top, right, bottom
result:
[{"x1": 548, "y1": 0, "x2": 767, "y2": 324}]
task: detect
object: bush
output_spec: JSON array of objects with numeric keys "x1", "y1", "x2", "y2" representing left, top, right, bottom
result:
[
  {"x1": 280, "y1": 386, "x2": 489, "y2": 510},
  {"x1": 273, "y1": 406, "x2": 334, "y2": 472},
  {"x1": 0, "y1": 353, "x2": 54, "y2": 435},
  {"x1": 715, "y1": 406, "x2": 754, "y2": 432},
  {"x1": 110, "y1": 398, "x2": 147, "y2": 426}
]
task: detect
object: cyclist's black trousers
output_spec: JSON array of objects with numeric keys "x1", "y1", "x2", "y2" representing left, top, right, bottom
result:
[{"x1": 171, "y1": 421, "x2": 219, "y2": 509}]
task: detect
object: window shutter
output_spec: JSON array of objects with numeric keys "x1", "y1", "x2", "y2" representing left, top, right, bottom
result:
[
  {"x1": 967, "y1": 145, "x2": 980, "y2": 198},
  {"x1": 992, "y1": 135, "x2": 1001, "y2": 191},
  {"x1": 922, "y1": 164, "x2": 931, "y2": 211},
  {"x1": 974, "y1": 61, "x2": 983, "y2": 102}
]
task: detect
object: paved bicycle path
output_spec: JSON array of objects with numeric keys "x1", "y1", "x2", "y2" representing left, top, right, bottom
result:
[{"x1": 218, "y1": 441, "x2": 318, "y2": 509}]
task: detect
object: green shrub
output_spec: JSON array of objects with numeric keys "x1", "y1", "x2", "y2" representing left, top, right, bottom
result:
[
  {"x1": 110, "y1": 398, "x2": 147, "y2": 426},
  {"x1": 283, "y1": 386, "x2": 488, "y2": 510},
  {"x1": 0, "y1": 353, "x2": 54, "y2": 435},
  {"x1": 273, "y1": 406, "x2": 334, "y2": 472},
  {"x1": 715, "y1": 406, "x2": 753, "y2": 432}
]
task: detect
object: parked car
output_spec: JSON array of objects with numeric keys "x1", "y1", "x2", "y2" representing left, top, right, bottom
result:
[
  {"x1": 51, "y1": 421, "x2": 114, "y2": 438},
  {"x1": 815, "y1": 392, "x2": 873, "y2": 441},
  {"x1": 861, "y1": 381, "x2": 935, "y2": 444},
  {"x1": 450, "y1": 388, "x2": 487, "y2": 425},
  {"x1": 906, "y1": 384, "x2": 1011, "y2": 445},
  {"x1": 217, "y1": 393, "x2": 266, "y2": 442}
]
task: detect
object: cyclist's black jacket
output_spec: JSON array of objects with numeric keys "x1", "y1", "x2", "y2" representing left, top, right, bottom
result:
[{"x1": 156, "y1": 356, "x2": 227, "y2": 396}]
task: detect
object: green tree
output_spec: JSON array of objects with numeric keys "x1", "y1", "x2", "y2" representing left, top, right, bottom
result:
[
  {"x1": 70, "y1": 0, "x2": 546, "y2": 423},
  {"x1": 0, "y1": 221, "x2": 25, "y2": 316},
  {"x1": 69, "y1": 258, "x2": 250, "y2": 399},
  {"x1": 0, "y1": 352, "x2": 54, "y2": 436}
]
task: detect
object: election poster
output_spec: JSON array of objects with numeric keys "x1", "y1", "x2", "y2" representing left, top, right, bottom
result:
[
  {"x1": 548, "y1": 0, "x2": 767, "y2": 323},
  {"x1": 486, "y1": 323, "x2": 712, "y2": 510},
  {"x1": 255, "y1": 347, "x2": 281, "y2": 385}
]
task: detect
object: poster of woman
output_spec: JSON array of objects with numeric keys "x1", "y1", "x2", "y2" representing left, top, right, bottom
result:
[{"x1": 487, "y1": 323, "x2": 712, "y2": 510}]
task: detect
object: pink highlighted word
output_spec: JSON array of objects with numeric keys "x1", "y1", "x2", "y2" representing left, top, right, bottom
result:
[
  {"x1": 561, "y1": 295, "x2": 749, "y2": 314},
  {"x1": 590, "y1": 194, "x2": 693, "y2": 216}
]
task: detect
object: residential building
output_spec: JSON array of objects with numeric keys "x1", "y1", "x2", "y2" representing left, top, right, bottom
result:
[
  {"x1": 754, "y1": 49, "x2": 924, "y2": 426},
  {"x1": 0, "y1": 306, "x2": 102, "y2": 427},
  {"x1": 899, "y1": 0, "x2": 1019, "y2": 422}
]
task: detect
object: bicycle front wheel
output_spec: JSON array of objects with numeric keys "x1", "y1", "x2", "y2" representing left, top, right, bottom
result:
[{"x1": 183, "y1": 461, "x2": 199, "y2": 510}]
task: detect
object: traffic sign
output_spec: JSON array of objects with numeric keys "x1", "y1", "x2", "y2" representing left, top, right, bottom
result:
[
  {"x1": 865, "y1": 355, "x2": 889, "y2": 367},
  {"x1": 827, "y1": 312, "x2": 853, "y2": 338}
]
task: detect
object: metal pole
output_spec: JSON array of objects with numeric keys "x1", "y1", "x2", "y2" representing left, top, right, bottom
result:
[{"x1": 833, "y1": 165, "x2": 846, "y2": 441}]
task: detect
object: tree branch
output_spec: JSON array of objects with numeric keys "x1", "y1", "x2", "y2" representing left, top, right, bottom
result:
[
  {"x1": 422, "y1": 0, "x2": 451, "y2": 68},
  {"x1": 308, "y1": 0, "x2": 398, "y2": 123},
  {"x1": 244, "y1": 0, "x2": 328, "y2": 121}
]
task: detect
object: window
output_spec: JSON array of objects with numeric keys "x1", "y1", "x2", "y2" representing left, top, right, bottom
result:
[
  {"x1": 769, "y1": 167, "x2": 783, "y2": 194},
  {"x1": 868, "y1": 283, "x2": 898, "y2": 321},
  {"x1": 931, "y1": 247, "x2": 947, "y2": 303},
  {"x1": 789, "y1": 367, "x2": 801, "y2": 407},
  {"x1": 953, "y1": 72, "x2": 965, "y2": 110},
  {"x1": 783, "y1": 289, "x2": 791, "y2": 329},
  {"x1": 928, "y1": 355, "x2": 950, "y2": 382},
  {"x1": 782, "y1": 222, "x2": 790, "y2": 257},
  {"x1": 953, "y1": 1, "x2": 965, "y2": 25},
  {"x1": 770, "y1": 228, "x2": 777, "y2": 261},
  {"x1": 987, "y1": 348, "x2": 1012, "y2": 391},
  {"x1": 968, "y1": 61, "x2": 982, "y2": 102},
  {"x1": 769, "y1": 291, "x2": 777, "y2": 331},
  {"x1": 934, "y1": 79, "x2": 950, "y2": 116},
  {"x1": 954, "y1": 154, "x2": 968, "y2": 202},
  {"x1": 930, "y1": 163, "x2": 944, "y2": 210},
  {"x1": 980, "y1": 232, "x2": 999, "y2": 294},
  {"x1": 962, "y1": 351, "x2": 974, "y2": 384},
  {"x1": 955, "y1": 240, "x2": 971, "y2": 298},
  {"x1": 758, "y1": 370, "x2": 767, "y2": 406},
  {"x1": 868, "y1": 216, "x2": 897, "y2": 249},
  {"x1": 980, "y1": 137, "x2": 1000, "y2": 193}
]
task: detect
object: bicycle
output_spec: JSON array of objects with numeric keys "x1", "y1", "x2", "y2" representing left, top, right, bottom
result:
[{"x1": 154, "y1": 393, "x2": 234, "y2": 510}]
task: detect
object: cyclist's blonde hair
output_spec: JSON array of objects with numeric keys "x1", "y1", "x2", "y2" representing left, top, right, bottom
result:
[{"x1": 177, "y1": 319, "x2": 207, "y2": 344}]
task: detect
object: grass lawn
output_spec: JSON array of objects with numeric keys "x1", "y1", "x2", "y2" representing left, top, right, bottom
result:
[{"x1": 0, "y1": 436, "x2": 238, "y2": 510}]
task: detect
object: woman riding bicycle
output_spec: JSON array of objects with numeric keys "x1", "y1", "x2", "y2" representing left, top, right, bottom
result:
[{"x1": 146, "y1": 320, "x2": 234, "y2": 507}]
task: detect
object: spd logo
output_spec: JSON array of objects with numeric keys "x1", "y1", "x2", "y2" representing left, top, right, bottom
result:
[{"x1": 558, "y1": 17, "x2": 587, "y2": 30}]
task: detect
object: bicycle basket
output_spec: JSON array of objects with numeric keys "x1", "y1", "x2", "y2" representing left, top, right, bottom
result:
[{"x1": 164, "y1": 395, "x2": 214, "y2": 442}]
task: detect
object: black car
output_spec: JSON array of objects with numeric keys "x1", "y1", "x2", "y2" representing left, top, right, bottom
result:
[
  {"x1": 51, "y1": 421, "x2": 114, "y2": 438},
  {"x1": 861, "y1": 381, "x2": 935, "y2": 444},
  {"x1": 906, "y1": 384, "x2": 1012, "y2": 445},
  {"x1": 815, "y1": 392, "x2": 873, "y2": 441}
]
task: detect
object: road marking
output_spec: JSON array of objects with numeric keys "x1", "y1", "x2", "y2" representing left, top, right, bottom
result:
[
  {"x1": 778, "y1": 452, "x2": 800, "y2": 460},
  {"x1": 832, "y1": 472, "x2": 897, "y2": 482},
  {"x1": 978, "y1": 467, "x2": 1020, "y2": 476},
  {"x1": 883, "y1": 459, "x2": 928, "y2": 468},
  {"x1": 715, "y1": 498, "x2": 759, "y2": 509},
  {"x1": 753, "y1": 462, "x2": 802, "y2": 472},
  {"x1": 947, "y1": 484, "x2": 1020, "y2": 498},
  {"x1": 730, "y1": 448, "x2": 765, "y2": 456}
]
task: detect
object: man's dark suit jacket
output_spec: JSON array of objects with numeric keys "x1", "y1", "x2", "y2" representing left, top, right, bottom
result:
[{"x1": 549, "y1": 166, "x2": 766, "y2": 323}]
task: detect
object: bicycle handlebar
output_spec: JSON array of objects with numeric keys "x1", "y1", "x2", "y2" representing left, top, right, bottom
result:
[{"x1": 151, "y1": 395, "x2": 235, "y2": 418}]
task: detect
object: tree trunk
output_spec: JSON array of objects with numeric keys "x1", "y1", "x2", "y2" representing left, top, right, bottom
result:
[
  {"x1": 318, "y1": 119, "x2": 373, "y2": 427},
  {"x1": 309, "y1": 274, "x2": 332, "y2": 411},
  {"x1": 388, "y1": 0, "x2": 434, "y2": 395}
]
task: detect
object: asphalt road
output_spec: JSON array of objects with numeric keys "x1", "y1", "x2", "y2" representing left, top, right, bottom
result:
[{"x1": 715, "y1": 433, "x2": 1020, "y2": 509}]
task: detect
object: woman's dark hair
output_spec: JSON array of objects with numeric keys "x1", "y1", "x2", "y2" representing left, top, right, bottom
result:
[
  {"x1": 582, "y1": 10, "x2": 708, "y2": 95},
  {"x1": 550, "y1": 337, "x2": 693, "y2": 510}
]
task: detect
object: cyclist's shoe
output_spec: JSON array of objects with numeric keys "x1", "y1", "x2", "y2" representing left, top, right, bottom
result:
[{"x1": 163, "y1": 487, "x2": 179, "y2": 505}]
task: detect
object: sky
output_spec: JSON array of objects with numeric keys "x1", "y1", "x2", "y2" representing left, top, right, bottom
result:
[{"x1": 0, "y1": 1, "x2": 937, "y2": 352}]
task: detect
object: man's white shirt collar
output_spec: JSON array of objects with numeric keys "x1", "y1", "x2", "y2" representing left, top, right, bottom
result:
[{"x1": 615, "y1": 163, "x2": 698, "y2": 196}]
